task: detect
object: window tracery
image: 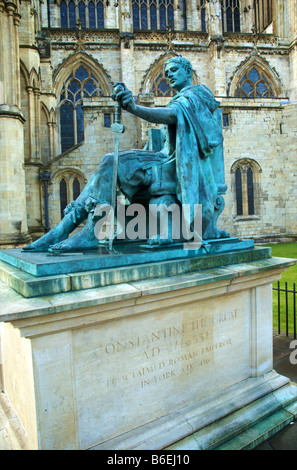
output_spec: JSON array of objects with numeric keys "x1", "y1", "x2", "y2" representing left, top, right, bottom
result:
[
  {"x1": 58, "y1": 172, "x2": 84, "y2": 218},
  {"x1": 231, "y1": 159, "x2": 262, "y2": 217},
  {"x1": 60, "y1": 0, "x2": 104, "y2": 29},
  {"x1": 221, "y1": 0, "x2": 240, "y2": 33},
  {"x1": 235, "y1": 66, "x2": 275, "y2": 98},
  {"x1": 59, "y1": 65, "x2": 103, "y2": 152},
  {"x1": 132, "y1": 0, "x2": 175, "y2": 31}
]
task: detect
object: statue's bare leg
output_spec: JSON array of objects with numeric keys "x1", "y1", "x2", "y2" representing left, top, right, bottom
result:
[
  {"x1": 22, "y1": 202, "x2": 88, "y2": 252},
  {"x1": 48, "y1": 155, "x2": 114, "y2": 252},
  {"x1": 22, "y1": 170, "x2": 101, "y2": 251},
  {"x1": 48, "y1": 209, "x2": 102, "y2": 252}
]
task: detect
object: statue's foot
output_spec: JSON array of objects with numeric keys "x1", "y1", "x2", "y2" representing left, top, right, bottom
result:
[
  {"x1": 22, "y1": 208, "x2": 87, "y2": 252},
  {"x1": 49, "y1": 222, "x2": 99, "y2": 253},
  {"x1": 219, "y1": 229, "x2": 230, "y2": 238},
  {"x1": 147, "y1": 235, "x2": 173, "y2": 246},
  {"x1": 22, "y1": 229, "x2": 69, "y2": 252}
]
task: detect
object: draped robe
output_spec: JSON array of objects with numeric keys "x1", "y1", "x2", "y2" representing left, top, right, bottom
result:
[{"x1": 114, "y1": 85, "x2": 223, "y2": 236}]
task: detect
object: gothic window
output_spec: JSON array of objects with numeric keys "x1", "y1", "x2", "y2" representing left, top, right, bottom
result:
[
  {"x1": 221, "y1": 0, "x2": 240, "y2": 33},
  {"x1": 73, "y1": 177, "x2": 81, "y2": 200},
  {"x1": 199, "y1": 0, "x2": 206, "y2": 32},
  {"x1": 180, "y1": 0, "x2": 187, "y2": 30},
  {"x1": 222, "y1": 113, "x2": 230, "y2": 127},
  {"x1": 60, "y1": 0, "x2": 104, "y2": 28},
  {"x1": 254, "y1": 0, "x2": 273, "y2": 33},
  {"x1": 58, "y1": 172, "x2": 84, "y2": 219},
  {"x1": 59, "y1": 65, "x2": 102, "y2": 153},
  {"x1": 235, "y1": 66, "x2": 274, "y2": 98},
  {"x1": 150, "y1": 71, "x2": 175, "y2": 97},
  {"x1": 104, "y1": 113, "x2": 111, "y2": 128},
  {"x1": 235, "y1": 168, "x2": 243, "y2": 215},
  {"x1": 232, "y1": 159, "x2": 261, "y2": 217},
  {"x1": 59, "y1": 178, "x2": 68, "y2": 217},
  {"x1": 132, "y1": 0, "x2": 174, "y2": 31},
  {"x1": 247, "y1": 167, "x2": 255, "y2": 215}
]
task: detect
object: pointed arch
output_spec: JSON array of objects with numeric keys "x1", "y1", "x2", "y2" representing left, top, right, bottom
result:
[
  {"x1": 53, "y1": 52, "x2": 112, "y2": 98},
  {"x1": 41, "y1": 101, "x2": 51, "y2": 122},
  {"x1": 54, "y1": 53, "x2": 113, "y2": 153},
  {"x1": 228, "y1": 55, "x2": 282, "y2": 98},
  {"x1": 231, "y1": 158, "x2": 262, "y2": 217},
  {"x1": 140, "y1": 52, "x2": 199, "y2": 96},
  {"x1": 52, "y1": 166, "x2": 87, "y2": 218},
  {"x1": 29, "y1": 67, "x2": 41, "y2": 90},
  {"x1": 20, "y1": 60, "x2": 30, "y2": 88}
]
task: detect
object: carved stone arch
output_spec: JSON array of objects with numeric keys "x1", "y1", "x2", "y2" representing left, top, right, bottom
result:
[
  {"x1": 228, "y1": 55, "x2": 283, "y2": 98},
  {"x1": 231, "y1": 157, "x2": 262, "y2": 174},
  {"x1": 231, "y1": 157, "x2": 262, "y2": 217},
  {"x1": 41, "y1": 101, "x2": 51, "y2": 122},
  {"x1": 20, "y1": 60, "x2": 30, "y2": 88},
  {"x1": 139, "y1": 52, "x2": 199, "y2": 95},
  {"x1": 49, "y1": 107, "x2": 57, "y2": 124},
  {"x1": 52, "y1": 166, "x2": 87, "y2": 185},
  {"x1": 29, "y1": 67, "x2": 41, "y2": 90},
  {"x1": 51, "y1": 166, "x2": 87, "y2": 220},
  {"x1": 53, "y1": 52, "x2": 113, "y2": 98}
]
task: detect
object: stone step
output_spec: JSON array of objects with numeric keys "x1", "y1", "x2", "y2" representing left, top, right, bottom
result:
[
  {"x1": 215, "y1": 409, "x2": 293, "y2": 450},
  {"x1": 166, "y1": 382, "x2": 297, "y2": 450}
]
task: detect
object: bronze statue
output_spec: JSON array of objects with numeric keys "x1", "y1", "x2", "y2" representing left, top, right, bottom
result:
[{"x1": 23, "y1": 56, "x2": 228, "y2": 253}]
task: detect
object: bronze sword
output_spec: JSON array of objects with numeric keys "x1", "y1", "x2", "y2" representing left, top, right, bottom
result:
[{"x1": 109, "y1": 84, "x2": 125, "y2": 250}]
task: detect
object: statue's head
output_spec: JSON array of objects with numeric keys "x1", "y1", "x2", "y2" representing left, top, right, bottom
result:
[{"x1": 164, "y1": 56, "x2": 193, "y2": 81}]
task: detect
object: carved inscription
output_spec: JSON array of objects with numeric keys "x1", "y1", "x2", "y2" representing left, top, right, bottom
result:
[{"x1": 103, "y1": 309, "x2": 237, "y2": 389}]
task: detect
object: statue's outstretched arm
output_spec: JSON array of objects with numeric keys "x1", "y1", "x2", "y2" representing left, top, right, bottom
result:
[{"x1": 114, "y1": 84, "x2": 177, "y2": 125}]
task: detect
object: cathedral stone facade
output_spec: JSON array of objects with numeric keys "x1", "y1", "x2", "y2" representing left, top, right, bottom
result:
[{"x1": 0, "y1": 0, "x2": 296, "y2": 247}]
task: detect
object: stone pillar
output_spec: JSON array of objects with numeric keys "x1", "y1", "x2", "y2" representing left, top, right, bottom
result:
[
  {"x1": 0, "y1": 0, "x2": 31, "y2": 247},
  {"x1": 241, "y1": 0, "x2": 255, "y2": 33},
  {"x1": 207, "y1": 0, "x2": 227, "y2": 96},
  {"x1": 117, "y1": 0, "x2": 139, "y2": 148}
]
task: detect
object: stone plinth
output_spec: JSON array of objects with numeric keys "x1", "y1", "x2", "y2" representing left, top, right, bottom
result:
[{"x1": 0, "y1": 251, "x2": 297, "y2": 450}]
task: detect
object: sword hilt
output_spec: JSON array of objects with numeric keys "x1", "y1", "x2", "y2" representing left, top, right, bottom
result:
[{"x1": 111, "y1": 83, "x2": 125, "y2": 133}]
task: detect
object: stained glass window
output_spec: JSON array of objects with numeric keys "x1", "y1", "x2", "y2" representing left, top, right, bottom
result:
[
  {"x1": 60, "y1": 0, "x2": 68, "y2": 27},
  {"x1": 97, "y1": 1, "x2": 104, "y2": 28},
  {"x1": 200, "y1": 0, "x2": 206, "y2": 31},
  {"x1": 222, "y1": 113, "x2": 230, "y2": 127},
  {"x1": 151, "y1": 71, "x2": 175, "y2": 97},
  {"x1": 60, "y1": 178, "x2": 68, "y2": 218},
  {"x1": 59, "y1": 174, "x2": 83, "y2": 220},
  {"x1": 159, "y1": 2, "x2": 167, "y2": 30},
  {"x1": 150, "y1": 3, "x2": 157, "y2": 29},
  {"x1": 235, "y1": 168, "x2": 243, "y2": 216},
  {"x1": 247, "y1": 167, "x2": 254, "y2": 215},
  {"x1": 89, "y1": 1, "x2": 96, "y2": 27},
  {"x1": 132, "y1": 0, "x2": 175, "y2": 30},
  {"x1": 69, "y1": 1, "x2": 76, "y2": 28},
  {"x1": 60, "y1": 0, "x2": 104, "y2": 29},
  {"x1": 73, "y1": 178, "x2": 81, "y2": 200},
  {"x1": 221, "y1": 0, "x2": 241, "y2": 33},
  {"x1": 141, "y1": 3, "x2": 148, "y2": 29},
  {"x1": 104, "y1": 113, "x2": 111, "y2": 128},
  {"x1": 59, "y1": 65, "x2": 102, "y2": 152},
  {"x1": 235, "y1": 66, "x2": 275, "y2": 98},
  {"x1": 78, "y1": 1, "x2": 86, "y2": 27},
  {"x1": 232, "y1": 160, "x2": 261, "y2": 217}
]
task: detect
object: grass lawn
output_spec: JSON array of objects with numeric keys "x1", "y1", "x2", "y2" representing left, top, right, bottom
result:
[{"x1": 263, "y1": 243, "x2": 297, "y2": 335}]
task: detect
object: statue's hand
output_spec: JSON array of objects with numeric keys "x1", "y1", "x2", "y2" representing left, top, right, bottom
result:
[{"x1": 113, "y1": 82, "x2": 135, "y2": 113}]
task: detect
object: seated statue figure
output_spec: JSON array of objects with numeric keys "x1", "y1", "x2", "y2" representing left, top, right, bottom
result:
[{"x1": 23, "y1": 56, "x2": 228, "y2": 253}]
